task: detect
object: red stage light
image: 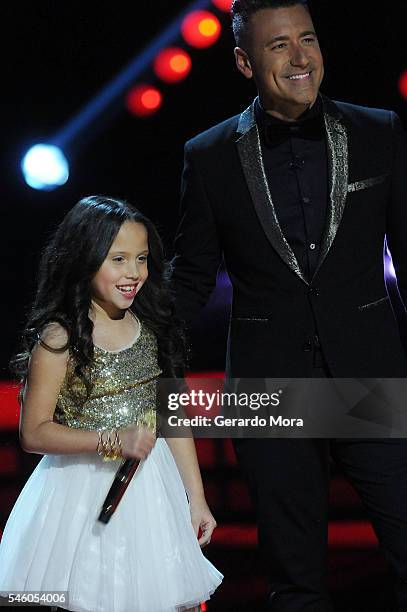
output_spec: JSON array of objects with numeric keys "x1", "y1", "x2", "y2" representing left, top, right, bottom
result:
[
  {"x1": 0, "y1": 381, "x2": 20, "y2": 430},
  {"x1": 126, "y1": 85, "x2": 162, "y2": 117},
  {"x1": 181, "y1": 10, "x2": 221, "y2": 48},
  {"x1": 154, "y1": 48, "x2": 192, "y2": 84},
  {"x1": 398, "y1": 69, "x2": 407, "y2": 100},
  {"x1": 212, "y1": 0, "x2": 232, "y2": 11}
]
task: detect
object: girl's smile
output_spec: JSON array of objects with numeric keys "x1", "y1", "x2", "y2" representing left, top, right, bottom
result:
[{"x1": 116, "y1": 284, "x2": 139, "y2": 300}]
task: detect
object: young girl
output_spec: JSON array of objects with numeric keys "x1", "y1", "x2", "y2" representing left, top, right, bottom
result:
[{"x1": 0, "y1": 195, "x2": 223, "y2": 611}]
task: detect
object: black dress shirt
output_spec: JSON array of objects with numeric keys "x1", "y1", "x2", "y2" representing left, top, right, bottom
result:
[{"x1": 255, "y1": 96, "x2": 328, "y2": 282}]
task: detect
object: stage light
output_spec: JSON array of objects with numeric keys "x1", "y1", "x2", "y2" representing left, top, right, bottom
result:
[
  {"x1": 154, "y1": 47, "x2": 192, "y2": 84},
  {"x1": 385, "y1": 244, "x2": 396, "y2": 279},
  {"x1": 181, "y1": 10, "x2": 221, "y2": 48},
  {"x1": 388, "y1": 259, "x2": 396, "y2": 278},
  {"x1": 398, "y1": 69, "x2": 407, "y2": 100},
  {"x1": 21, "y1": 144, "x2": 69, "y2": 191},
  {"x1": 212, "y1": 0, "x2": 232, "y2": 11},
  {"x1": 385, "y1": 248, "x2": 396, "y2": 279},
  {"x1": 126, "y1": 84, "x2": 163, "y2": 117}
]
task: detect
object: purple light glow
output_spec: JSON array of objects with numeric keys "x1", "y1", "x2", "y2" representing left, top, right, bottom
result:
[{"x1": 385, "y1": 248, "x2": 396, "y2": 279}]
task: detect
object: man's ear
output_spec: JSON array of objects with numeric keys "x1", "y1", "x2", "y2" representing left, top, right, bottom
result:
[{"x1": 234, "y1": 47, "x2": 253, "y2": 79}]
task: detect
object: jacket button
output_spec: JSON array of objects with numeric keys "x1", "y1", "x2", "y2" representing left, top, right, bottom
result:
[
  {"x1": 302, "y1": 341, "x2": 312, "y2": 352},
  {"x1": 308, "y1": 287, "x2": 320, "y2": 296}
]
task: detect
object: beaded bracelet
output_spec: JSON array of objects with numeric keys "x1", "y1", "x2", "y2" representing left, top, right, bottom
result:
[{"x1": 97, "y1": 429, "x2": 122, "y2": 461}]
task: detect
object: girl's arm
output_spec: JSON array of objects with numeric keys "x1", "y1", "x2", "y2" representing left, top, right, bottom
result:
[
  {"x1": 19, "y1": 323, "x2": 98, "y2": 454},
  {"x1": 165, "y1": 436, "x2": 217, "y2": 546},
  {"x1": 20, "y1": 324, "x2": 154, "y2": 458}
]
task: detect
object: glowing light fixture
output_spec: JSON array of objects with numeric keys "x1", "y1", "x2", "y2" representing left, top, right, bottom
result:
[
  {"x1": 398, "y1": 69, "x2": 407, "y2": 100},
  {"x1": 212, "y1": 0, "x2": 232, "y2": 11},
  {"x1": 21, "y1": 144, "x2": 69, "y2": 191},
  {"x1": 126, "y1": 84, "x2": 163, "y2": 117},
  {"x1": 154, "y1": 48, "x2": 192, "y2": 83},
  {"x1": 181, "y1": 10, "x2": 221, "y2": 48}
]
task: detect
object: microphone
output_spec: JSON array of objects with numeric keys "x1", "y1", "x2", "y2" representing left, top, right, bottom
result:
[{"x1": 98, "y1": 458, "x2": 141, "y2": 524}]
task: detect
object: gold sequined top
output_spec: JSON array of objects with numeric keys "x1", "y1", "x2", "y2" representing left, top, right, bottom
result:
[{"x1": 54, "y1": 320, "x2": 162, "y2": 431}]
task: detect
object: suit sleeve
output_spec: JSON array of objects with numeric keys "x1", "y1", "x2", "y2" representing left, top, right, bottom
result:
[
  {"x1": 386, "y1": 112, "x2": 407, "y2": 310},
  {"x1": 171, "y1": 141, "x2": 222, "y2": 325}
]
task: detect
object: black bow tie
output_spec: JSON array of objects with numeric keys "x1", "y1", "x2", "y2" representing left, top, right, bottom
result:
[{"x1": 264, "y1": 113, "x2": 325, "y2": 147}]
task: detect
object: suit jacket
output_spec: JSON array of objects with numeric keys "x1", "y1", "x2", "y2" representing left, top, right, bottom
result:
[{"x1": 173, "y1": 95, "x2": 407, "y2": 378}]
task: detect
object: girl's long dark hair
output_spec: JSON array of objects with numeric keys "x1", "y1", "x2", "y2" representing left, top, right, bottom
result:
[{"x1": 11, "y1": 195, "x2": 185, "y2": 392}]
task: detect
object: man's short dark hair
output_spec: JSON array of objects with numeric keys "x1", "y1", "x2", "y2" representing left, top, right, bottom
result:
[{"x1": 231, "y1": 0, "x2": 310, "y2": 47}]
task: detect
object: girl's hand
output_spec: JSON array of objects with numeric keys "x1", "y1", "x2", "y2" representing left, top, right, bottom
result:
[
  {"x1": 119, "y1": 425, "x2": 156, "y2": 460},
  {"x1": 189, "y1": 498, "x2": 217, "y2": 547}
]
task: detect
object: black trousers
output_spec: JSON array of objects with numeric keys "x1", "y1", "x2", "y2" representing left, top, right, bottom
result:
[{"x1": 233, "y1": 350, "x2": 407, "y2": 611}]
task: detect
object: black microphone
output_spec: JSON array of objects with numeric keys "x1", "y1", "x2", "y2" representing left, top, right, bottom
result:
[{"x1": 98, "y1": 458, "x2": 140, "y2": 524}]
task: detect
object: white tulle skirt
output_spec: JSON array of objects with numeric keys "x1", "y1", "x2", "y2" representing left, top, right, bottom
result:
[{"x1": 0, "y1": 438, "x2": 223, "y2": 612}]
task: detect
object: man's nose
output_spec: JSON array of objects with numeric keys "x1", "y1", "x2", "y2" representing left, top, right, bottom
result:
[{"x1": 290, "y1": 45, "x2": 308, "y2": 67}]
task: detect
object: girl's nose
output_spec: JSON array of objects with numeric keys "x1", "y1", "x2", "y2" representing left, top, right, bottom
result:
[{"x1": 125, "y1": 262, "x2": 140, "y2": 279}]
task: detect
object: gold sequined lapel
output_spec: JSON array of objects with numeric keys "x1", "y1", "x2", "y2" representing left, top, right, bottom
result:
[
  {"x1": 236, "y1": 100, "x2": 308, "y2": 285},
  {"x1": 312, "y1": 97, "x2": 349, "y2": 281}
]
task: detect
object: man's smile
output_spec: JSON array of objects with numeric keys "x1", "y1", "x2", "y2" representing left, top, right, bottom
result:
[{"x1": 286, "y1": 71, "x2": 312, "y2": 81}]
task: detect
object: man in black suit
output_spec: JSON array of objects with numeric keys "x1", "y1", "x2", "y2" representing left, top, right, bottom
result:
[{"x1": 173, "y1": 1, "x2": 407, "y2": 609}]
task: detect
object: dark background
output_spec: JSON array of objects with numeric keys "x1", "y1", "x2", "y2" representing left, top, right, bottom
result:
[
  {"x1": 1, "y1": 5, "x2": 407, "y2": 609},
  {"x1": 2, "y1": 1, "x2": 407, "y2": 375}
]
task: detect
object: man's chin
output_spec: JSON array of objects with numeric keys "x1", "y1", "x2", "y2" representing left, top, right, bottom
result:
[{"x1": 291, "y1": 92, "x2": 318, "y2": 110}]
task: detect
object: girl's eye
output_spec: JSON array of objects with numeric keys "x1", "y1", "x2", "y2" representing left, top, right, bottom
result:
[
  {"x1": 137, "y1": 256, "x2": 147, "y2": 263},
  {"x1": 112, "y1": 256, "x2": 125, "y2": 263}
]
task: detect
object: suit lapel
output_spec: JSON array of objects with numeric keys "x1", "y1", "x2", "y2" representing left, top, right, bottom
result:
[
  {"x1": 236, "y1": 96, "x2": 349, "y2": 285},
  {"x1": 236, "y1": 100, "x2": 308, "y2": 285},
  {"x1": 312, "y1": 96, "x2": 349, "y2": 280}
]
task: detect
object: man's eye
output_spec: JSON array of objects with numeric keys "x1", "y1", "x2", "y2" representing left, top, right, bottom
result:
[
  {"x1": 273, "y1": 43, "x2": 287, "y2": 50},
  {"x1": 303, "y1": 37, "x2": 315, "y2": 44}
]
